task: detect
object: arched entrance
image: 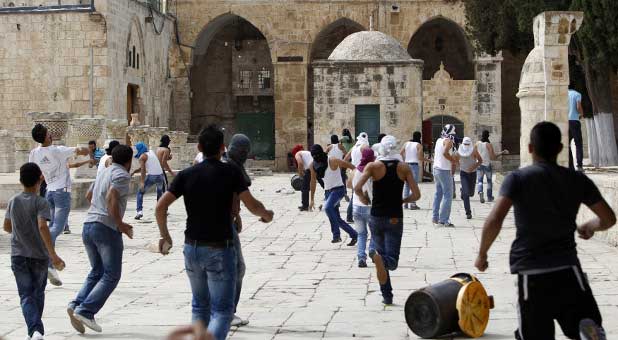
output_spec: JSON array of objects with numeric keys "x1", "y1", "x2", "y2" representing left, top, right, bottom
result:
[
  {"x1": 408, "y1": 18, "x2": 474, "y2": 80},
  {"x1": 425, "y1": 115, "x2": 465, "y2": 148},
  {"x1": 190, "y1": 14, "x2": 275, "y2": 160},
  {"x1": 308, "y1": 18, "x2": 365, "y2": 145}
]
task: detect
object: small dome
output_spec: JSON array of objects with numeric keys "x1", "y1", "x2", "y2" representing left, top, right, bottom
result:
[{"x1": 328, "y1": 31, "x2": 412, "y2": 61}]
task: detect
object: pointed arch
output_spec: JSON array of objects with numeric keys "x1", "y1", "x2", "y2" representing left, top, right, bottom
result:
[
  {"x1": 126, "y1": 15, "x2": 145, "y2": 71},
  {"x1": 310, "y1": 18, "x2": 366, "y2": 61}
]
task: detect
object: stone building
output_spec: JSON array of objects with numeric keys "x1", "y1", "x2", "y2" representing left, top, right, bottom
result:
[{"x1": 0, "y1": 0, "x2": 518, "y2": 170}]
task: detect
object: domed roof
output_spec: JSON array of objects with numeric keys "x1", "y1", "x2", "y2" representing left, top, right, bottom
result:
[{"x1": 328, "y1": 31, "x2": 412, "y2": 61}]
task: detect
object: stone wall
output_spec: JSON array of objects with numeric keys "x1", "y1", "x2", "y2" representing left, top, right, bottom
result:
[{"x1": 313, "y1": 61, "x2": 423, "y2": 147}]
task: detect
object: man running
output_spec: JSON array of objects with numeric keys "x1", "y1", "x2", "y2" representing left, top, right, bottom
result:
[
  {"x1": 68, "y1": 144, "x2": 134, "y2": 334},
  {"x1": 355, "y1": 135, "x2": 420, "y2": 305},
  {"x1": 475, "y1": 122, "x2": 614, "y2": 340},
  {"x1": 157, "y1": 135, "x2": 175, "y2": 188},
  {"x1": 432, "y1": 125, "x2": 459, "y2": 227},
  {"x1": 29, "y1": 123, "x2": 90, "y2": 286},
  {"x1": 155, "y1": 125, "x2": 273, "y2": 340},
  {"x1": 568, "y1": 83, "x2": 585, "y2": 172},
  {"x1": 132, "y1": 142, "x2": 166, "y2": 220},
  {"x1": 309, "y1": 144, "x2": 358, "y2": 245}
]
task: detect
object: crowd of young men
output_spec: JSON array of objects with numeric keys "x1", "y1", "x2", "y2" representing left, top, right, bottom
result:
[{"x1": 3, "y1": 120, "x2": 614, "y2": 340}]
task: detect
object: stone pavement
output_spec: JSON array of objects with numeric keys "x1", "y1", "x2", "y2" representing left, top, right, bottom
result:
[{"x1": 1, "y1": 174, "x2": 618, "y2": 340}]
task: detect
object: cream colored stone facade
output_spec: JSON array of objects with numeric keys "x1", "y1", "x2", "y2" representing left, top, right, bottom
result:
[{"x1": 1, "y1": 0, "x2": 508, "y2": 171}]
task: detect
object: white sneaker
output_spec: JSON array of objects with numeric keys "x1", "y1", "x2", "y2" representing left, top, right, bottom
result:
[
  {"x1": 24, "y1": 336, "x2": 30, "y2": 340},
  {"x1": 231, "y1": 315, "x2": 249, "y2": 327},
  {"x1": 31, "y1": 331, "x2": 44, "y2": 340},
  {"x1": 67, "y1": 306, "x2": 86, "y2": 334},
  {"x1": 73, "y1": 313, "x2": 102, "y2": 333},
  {"x1": 47, "y1": 268, "x2": 62, "y2": 286}
]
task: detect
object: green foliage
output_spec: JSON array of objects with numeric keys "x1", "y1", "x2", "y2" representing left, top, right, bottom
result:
[{"x1": 571, "y1": 0, "x2": 618, "y2": 71}]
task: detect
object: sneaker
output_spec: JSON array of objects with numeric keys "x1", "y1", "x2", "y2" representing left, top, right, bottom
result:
[
  {"x1": 441, "y1": 222, "x2": 455, "y2": 228},
  {"x1": 344, "y1": 195, "x2": 350, "y2": 202},
  {"x1": 298, "y1": 206, "x2": 308, "y2": 211},
  {"x1": 479, "y1": 193, "x2": 485, "y2": 203},
  {"x1": 318, "y1": 204, "x2": 323, "y2": 211},
  {"x1": 577, "y1": 166, "x2": 585, "y2": 173},
  {"x1": 231, "y1": 315, "x2": 249, "y2": 327},
  {"x1": 346, "y1": 217, "x2": 354, "y2": 223},
  {"x1": 432, "y1": 220, "x2": 440, "y2": 226},
  {"x1": 403, "y1": 204, "x2": 409, "y2": 209},
  {"x1": 31, "y1": 332, "x2": 44, "y2": 340},
  {"x1": 63, "y1": 227, "x2": 71, "y2": 234},
  {"x1": 331, "y1": 238, "x2": 342, "y2": 243},
  {"x1": 47, "y1": 268, "x2": 62, "y2": 286},
  {"x1": 466, "y1": 214, "x2": 472, "y2": 220},
  {"x1": 347, "y1": 238, "x2": 357, "y2": 246},
  {"x1": 369, "y1": 251, "x2": 388, "y2": 285},
  {"x1": 488, "y1": 197, "x2": 495, "y2": 203},
  {"x1": 368, "y1": 250, "x2": 376, "y2": 263},
  {"x1": 409, "y1": 203, "x2": 420, "y2": 210},
  {"x1": 67, "y1": 306, "x2": 85, "y2": 334},
  {"x1": 358, "y1": 260, "x2": 367, "y2": 268},
  {"x1": 134, "y1": 212, "x2": 143, "y2": 220},
  {"x1": 73, "y1": 313, "x2": 102, "y2": 333},
  {"x1": 579, "y1": 318, "x2": 606, "y2": 340},
  {"x1": 382, "y1": 297, "x2": 393, "y2": 305}
]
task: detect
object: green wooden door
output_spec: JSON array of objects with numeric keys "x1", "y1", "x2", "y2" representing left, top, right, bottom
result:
[
  {"x1": 355, "y1": 105, "x2": 380, "y2": 145},
  {"x1": 236, "y1": 112, "x2": 275, "y2": 160}
]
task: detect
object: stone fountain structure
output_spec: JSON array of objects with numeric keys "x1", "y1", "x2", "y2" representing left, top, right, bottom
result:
[{"x1": 69, "y1": 117, "x2": 104, "y2": 179}]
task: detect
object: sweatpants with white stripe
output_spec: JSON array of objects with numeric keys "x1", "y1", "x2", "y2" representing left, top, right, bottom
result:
[{"x1": 515, "y1": 266, "x2": 603, "y2": 340}]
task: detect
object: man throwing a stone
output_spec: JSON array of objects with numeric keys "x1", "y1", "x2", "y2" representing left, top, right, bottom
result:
[{"x1": 155, "y1": 125, "x2": 273, "y2": 340}]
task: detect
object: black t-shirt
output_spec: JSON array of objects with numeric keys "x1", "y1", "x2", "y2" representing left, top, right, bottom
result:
[
  {"x1": 168, "y1": 158, "x2": 248, "y2": 242},
  {"x1": 500, "y1": 162, "x2": 603, "y2": 273}
]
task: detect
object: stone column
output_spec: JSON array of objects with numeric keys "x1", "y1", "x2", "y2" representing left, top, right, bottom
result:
[
  {"x1": 27, "y1": 112, "x2": 72, "y2": 146},
  {"x1": 475, "y1": 53, "x2": 504, "y2": 170},
  {"x1": 0, "y1": 130, "x2": 15, "y2": 173},
  {"x1": 14, "y1": 134, "x2": 33, "y2": 167},
  {"x1": 147, "y1": 127, "x2": 169, "y2": 151},
  {"x1": 106, "y1": 119, "x2": 128, "y2": 144},
  {"x1": 127, "y1": 126, "x2": 149, "y2": 146},
  {"x1": 517, "y1": 11, "x2": 583, "y2": 167},
  {"x1": 168, "y1": 131, "x2": 188, "y2": 170},
  {"x1": 70, "y1": 118, "x2": 104, "y2": 179}
]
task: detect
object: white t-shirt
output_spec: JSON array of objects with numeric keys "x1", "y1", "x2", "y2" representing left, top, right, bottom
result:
[
  {"x1": 29, "y1": 145, "x2": 75, "y2": 191},
  {"x1": 97, "y1": 154, "x2": 112, "y2": 178},
  {"x1": 297, "y1": 151, "x2": 313, "y2": 170},
  {"x1": 352, "y1": 170, "x2": 372, "y2": 207}
]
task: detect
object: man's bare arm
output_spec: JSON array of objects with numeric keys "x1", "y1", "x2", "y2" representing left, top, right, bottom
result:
[
  {"x1": 578, "y1": 199, "x2": 616, "y2": 239},
  {"x1": 577, "y1": 101, "x2": 584, "y2": 118},
  {"x1": 75, "y1": 146, "x2": 91, "y2": 156},
  {"x1": 475, "y1": 196, "x2": 512, "y2": 271},
  {"x1": 344, "y1": 151, "x2": 352, "y2": 162},
  {"x1": 161, "y1": 149, "x2": 174, "y2": 176},
  {"x1": 332, "y1": 158, "x2": 355, "y2": 171},
  {"x1": 38, "y1": 217, "x2": 64, "y2": 269},
  {"x1": 3, "y1": 218, "x2": 12, "y2": 233},
  {"x1": 107, "y1": 187, "x2": 133, "y2": 239},
  {"x1": 309, "y1": 165, "x2": 317, "y2": 208},
  {"x1": 443, "y1": 140, "x2": 458, "y2": 163},
  {"x1": 354, "y1": 164, "x2": 373, "y2": 205},
  {"x1": 139, "y1": 155, "x2": 147, "y2": 184},
  {"x1": 156, "y1": 192, "x2": 178, "y2": 251}
]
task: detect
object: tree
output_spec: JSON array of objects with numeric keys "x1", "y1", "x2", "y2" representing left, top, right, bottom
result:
[{"x1": 463, "y1": 0, "x2": 618, "y2": 166}]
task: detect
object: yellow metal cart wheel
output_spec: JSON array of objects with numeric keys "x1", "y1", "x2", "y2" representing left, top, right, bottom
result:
[{"x1": 456, "y1": 281, "x2": 492, "y2": 338}]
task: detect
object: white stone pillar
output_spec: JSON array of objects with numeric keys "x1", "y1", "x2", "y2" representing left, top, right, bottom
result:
[
  {"x1": 14, "y1": 135, "x2": 33, "y2": 168},
  {"x1": 475, "y1": 53, "x2": 504, "y2": 169},
  {"x1": 168, "y1": 131, "x2": 188, "y2": 170},
  {"x1": 147, "y1": 127, "x2": 168, "y2": 151},
  {"x1": 0, "y1": 130, "x2": 15, "y2": 173},
  {"x1": 69, "y1": 118, "x2": 104, "y2": 179},
  {"x1": 517, "y1": 11, "x2": 583, "y2": 167},
  {"x1": 105, "y1": 119, "x2": 128, "y2": 145}
]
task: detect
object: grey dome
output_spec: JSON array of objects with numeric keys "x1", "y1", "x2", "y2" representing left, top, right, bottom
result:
[{"x1": 328, "y1": 31, "x2": 412, "y2": 61}]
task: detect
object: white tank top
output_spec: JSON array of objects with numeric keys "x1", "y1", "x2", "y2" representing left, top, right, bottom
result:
[
  {"x1": 404, "y1": 142, "x2": 420, "y2": 164},
  {"x1": 477, "y1": 142, "x2": 491, "y2": 166},
  {"x1": 96, "y1": 154, "x2": 111, "y2": 177},
  {"x1": 328, "y1": 145, "x2": 344, "y2": 160},
  {"x1": 145, "y1": 150, "x2": 163, "y2": 175},
  {"x1": 351, "y1": 145, "x2": 362, "y2": 166},
  {"x1": 433, "y1": 138, "x2": 452, "y2": 171},
  {"x1": 323, "y1": 157, "x2": 344, "y2": 190},
  {"x1": 298, "y1": 151, "x2": 313, "y2": 170},
  {"x1": 352, "y1": 170, "x2": 372, "y2": 207}
]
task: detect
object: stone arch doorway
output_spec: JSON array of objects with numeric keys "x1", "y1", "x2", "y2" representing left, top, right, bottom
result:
[
  {"x1": 308, "y1": 18, "x2": 365, "y2": 145},
  {"x1": 190, "y1": 14, "x2": 275, "y2": 160},
  {"x1": 408, "y1": 17, "x2": 474, "y2": 80},
  {"x1": 425, "y1": 115, "x2": 465, "y2": 148}
]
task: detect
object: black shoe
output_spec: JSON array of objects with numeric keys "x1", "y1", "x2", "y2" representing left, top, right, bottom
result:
[
  {"x1": 479, "y1": 193, "x2": 485, "y2": 204},
  {"x1": 382, "y1": 297, "x2": 393, "y2": 305},
  {"x1": 488, "y1": 197, "x2": 494, "y2": 203},
  {"x1": 347, "y1": 238, "x2": 357, "y2": 246},
  {"x1": 134, "y1": 212, "x2": 143, "y2": 220},
  {"x1": 358, "y1": 260, "x2": 367, "y2": 268},
  {"x1": 331, "y1": 238, "x2": 342, "y2": 243},
  {"x1": 344, "y1": 195, "x2": 350, "y2": 202},
  {"x1": 318, "y1": 204, "x2": 323, "y2": 211},
  {"x1": 466, "y1": 214, "x2": 472, "y2": 220},
  {"x1": 298, "y1": 206, "x2": 308, "y2": 211},
  {"x1": 368, "y1": 250, "x2": 376, "y2": 263},
  {"x1": 346, "y1": 218, "x2": 354, "y2": 223}
]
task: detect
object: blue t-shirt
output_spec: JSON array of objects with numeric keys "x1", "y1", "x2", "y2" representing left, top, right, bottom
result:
[{"x1": 568, "y1": 89, "x2": 582, "y2": 121}]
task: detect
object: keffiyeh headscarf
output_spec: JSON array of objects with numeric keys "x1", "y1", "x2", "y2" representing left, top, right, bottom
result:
[
  {"x1": 227, "y1": 134, "x2": 252, "y2": 186},
  {"x1": 376, "y1": 135, "x2": 401, "y2": 161},
  {"x1": 357, "y1": 148, "x2": 375, "y2": 172},
  {"x1": 441, "y1": 124, "x2": 456, "y2": 141},
  {"x1": 458, "y1": 137, "x2": 474, "y2": 157},
  {"x1": 355, "y1": 132, "x2": 369, "y2": 148}
]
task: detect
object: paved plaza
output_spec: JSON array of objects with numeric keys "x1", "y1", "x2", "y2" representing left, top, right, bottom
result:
[{"x1": 1, "y1": 174, "x2": 618, "y2": 340}]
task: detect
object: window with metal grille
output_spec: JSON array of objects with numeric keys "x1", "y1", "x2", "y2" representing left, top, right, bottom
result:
[
  {"x1": 258, "y1": 70, "x2": 271, "y2": 89},
  {"x1": 239, "y1": 70, "x2": 252, "y2": 89}
]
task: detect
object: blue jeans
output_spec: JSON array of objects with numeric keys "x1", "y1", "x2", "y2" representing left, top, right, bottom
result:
[
  {"x1": 476, "y1": 165, "x2": 493, "y2": 200},
  {"x1": 136, "y1": 174, "x2": 166, "y2": 212},
  {"x1": 353, "y1": 205, "x2": 375, "y2": 261},
  {"x1": 184, "y1": 243, "x2": 237, "y2": 340},
  {"x1": 460, "y1": 171, "x2": 477, "y2": 216},
  {"x1": 324, "y1": 186, "x2": 358, "y2": 240},
  {"x1": 432, "y1": 169, "x2": 453, "y2": 224},
  {"x1": 11, "y1": 256, "x2": 48, "y2": 337},
  {"x1": 45, "y1": 190, "x2": 71, "y2": 244},
  {"x1": 369, "y1": 216, "x2": 403, "y2": 300},
  {"x1": 70, "y1": 222, "x2": 123, "y2": 319},
  {"x1": 403, "y1": 163, "x2": 420, "y2": 203},
  {"x1": 232, "y1": 227, "x2": 246, "y2": 314}
]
